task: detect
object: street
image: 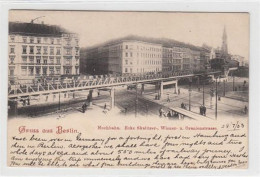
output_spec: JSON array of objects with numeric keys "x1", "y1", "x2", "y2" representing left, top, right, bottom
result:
[{"x1": 10, "y1": 77, "x2": 249, "y2": 121}]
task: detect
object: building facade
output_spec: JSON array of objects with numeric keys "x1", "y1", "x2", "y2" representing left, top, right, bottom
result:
[
  {"x1": 231, "y1": 55, "x2": 248, "y2": 67},
  {"x1": 81, "y1": 36, "x2": 209, "y2": 75},
  {"x1": 8, "y1": 22, "x2": 80, "y2": 84},
  {"x1": 162, "y1": 46, "x2": 185, "y2": 73},
  {"x1": 190, "y1": 50, "x2": 201, "y2": 71},
  {"x1": 82, "y1": 39, "x2": 162, "y2": 75}
]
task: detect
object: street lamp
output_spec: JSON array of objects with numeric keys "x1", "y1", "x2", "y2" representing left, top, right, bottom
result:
[
  {"x1": 189, "y1": 79, "x2": 192, "y2": 111},
  {"x1": 215, "y1": 77, "x2": 218, "y2": 120},
  {"x1": 58, "y1": 92, "x2": 60, "y2": 110},
  {"x1": 223, "y1": 80, "x2": 226, "y2": 97},
  {"x1": 135, "y1": 81, "x2": 138, "y2": 118},
  {"x1": 202, "y1": 76, "x2": 205, "y2": 106},
  {"x1": 233, "y1": 75, "x2": 235, "y2": 91}
]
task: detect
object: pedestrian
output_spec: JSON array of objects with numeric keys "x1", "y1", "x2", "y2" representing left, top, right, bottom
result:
[
  {"x1": 167, "y1": 111, "x2": 171, "y2": 118},
  {"x1": 218, "y1": 96, "x2": 221, "y2": 101},
  {"x1": 159, "y1": 107, "x2": 163, "y2": 117},
  {"x1": 103, "y1": 103, "x2": 108, "y2": 114},
  {"x1": 178, "y1": 88, "x2": 180, "y2": 95},
  {"x1": 203, "y1": 106, "x2": 207, "y2": 116},
  {"x1": 200, "y1": 105, "x2": 203, "y2": 115},
  {"x1": 181, "y1": 103, "x2": 184, "y2": 109},
  {"x1": 82, "y1": 103, "x2": 86, "y2": 113},
  {"x1": 244, "y1": 106, "x2": 248, "y2": 114},
  {"x1": 23, "y1": 99, "x2": 26, "y2": 106}
]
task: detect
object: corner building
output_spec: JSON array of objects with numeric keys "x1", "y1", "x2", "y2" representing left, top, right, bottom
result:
[
  {"x1": 82, "y1": 38, "x2": 162, "y2": 75},
  {"x1": 81, "y1": 36, "x2": 209, "y2": 75},
  {"x1": 8, "y1": 22, "x2": 80, "y2": 84}
]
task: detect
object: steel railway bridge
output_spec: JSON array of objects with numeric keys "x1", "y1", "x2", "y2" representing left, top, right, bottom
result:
[{"x1": 8, "y1": 70, "x2": 221, "y2": 112}]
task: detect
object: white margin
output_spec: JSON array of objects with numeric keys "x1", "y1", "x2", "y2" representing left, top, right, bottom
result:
[{"x1": 0, "y1": 1, "x2": 260, "y2": 177}]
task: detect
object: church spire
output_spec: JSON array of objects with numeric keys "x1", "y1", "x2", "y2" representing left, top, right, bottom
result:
[{"x1": 221, "y1": 26, "x2": 228, "y2": 55}]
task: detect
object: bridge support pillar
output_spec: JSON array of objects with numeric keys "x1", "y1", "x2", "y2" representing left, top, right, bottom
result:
[
  {"x1": 45, "y1": 95, "x2": 49, "y2": 102},
  {"x1": 175, "y1": 80, "x2": 178, "y2": 94},
  {"x1": 88, "y1": 90, "x2": 93, "y2": 106},
  {"x1": 27, "y1": 96, "x2": 30, "y2": 105},
  {"x1": 9, "y1": 100, "x2": 18, "y2": 116},
  {"x1": 160, "y1": 82, "x2": 163, "y2": 100},
  {"x1": 110, "y1": 87, "x2": 115, "y2": 110},
  {"x1": 53, "y1": 94, "x2": 56, "y2": 102},
  {"x1": 141, "y1": 84, "x2": 144, "y2": 95}
]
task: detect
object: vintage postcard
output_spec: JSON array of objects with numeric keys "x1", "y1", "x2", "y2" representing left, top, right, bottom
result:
[{"x1": 7, "y1": 10, "x2": 249, "y2": 169}]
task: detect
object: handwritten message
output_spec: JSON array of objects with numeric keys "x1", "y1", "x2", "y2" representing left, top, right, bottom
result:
[{"x1": 8, "y1": 125, "x2": 248, "y2": 169}]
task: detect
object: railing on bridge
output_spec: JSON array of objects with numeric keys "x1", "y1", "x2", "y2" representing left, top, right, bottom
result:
[
  {"x1": 8, "y1": 70, "x2": 221, "y2": 99},
  {"x1": 170, "y1": 107, "x2": 213, "y2": 121}
]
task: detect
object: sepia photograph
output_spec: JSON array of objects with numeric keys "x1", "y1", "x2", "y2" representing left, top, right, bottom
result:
[
  {"x1": 6, "y1": 10, "x2": 250, "y2": 170},
  {"x1": 8, "y1": 11, "x2": 249, "y2": 121}
]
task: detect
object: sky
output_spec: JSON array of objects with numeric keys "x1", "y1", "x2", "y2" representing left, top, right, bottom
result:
[{"x1": 9, "y1": 10, "x2": 249, "y2": 60}]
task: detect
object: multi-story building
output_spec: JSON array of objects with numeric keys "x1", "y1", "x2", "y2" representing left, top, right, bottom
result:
[
  {"x1": 8, "y1": 22, "x2": 80, "y2": 84},
  {"x1": 182, "y1": 48, "x2": 192, "y2": 71},
  {"x1": 81, "y1": 37, "x2": 162, "y2": 75},
  {"x1": 162, "y1": 46, "x2": 183, "y2": 73},
  {"x1": 231, "y1": 55, "x2": 247, "y2": 67},
  {"x1": 81, "y1": 36, "x2": 209, "y2": 75},
  {"x1": 200, "y1": 49, "x2": 211, "y2": 69},
  {"x1": 190, "y1": 50, "x2": 201, "y2": 71}
]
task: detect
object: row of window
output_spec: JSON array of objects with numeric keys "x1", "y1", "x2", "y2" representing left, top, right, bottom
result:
[
  {"x1": 19, "y1": 67, "x2": 78, "y2": 76},
  {"x1": 22, "y1": 46, "x2": 61, "y2": 55},
  {"x1": 9, "y1": 67, "x2": 78, "y2": 76},
  {"x1": 22, "y1": 66, "x2": 61, "y2": 76},
  {"x1": 124, "y1": 59, "x2": 162, "y2": 65},
  {"x1": 163, "y1": 65, "x2": 182, "y2": 71},
  {"x1": 124, "y1": 67, "x2": 161, "y2": 73},
  {"x1": 20, "y1": 56, "x2": 78, "y2": 65},
  {"x1": 9, "y1": 45, "x2": 79, "y2": 56},
  {"x1": 110, "y1": 44, "x2": 192, "y2": 54},
  {"x1": 163, "y1": 52, "x2": 183, "y2": 58},
  {"x1": 166, "y1": 59, "x2": 182, "y2": 64},
  {"x1": 125, "y1": 44, "x2": 162, "y2": 52},
  {"x1": 125, "y1": 52, "x2": 162, "y2": 58},
  {"x1": 9, "y1": 36, "x2": 62, "y2": 45},
  {"x1": 22, "y1": 56, "x2": 61, "y2": 65}
]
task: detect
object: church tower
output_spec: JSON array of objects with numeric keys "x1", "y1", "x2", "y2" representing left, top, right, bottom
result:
[{"x1": 221, "y1": 26, "x2": 228, "y2": 55}]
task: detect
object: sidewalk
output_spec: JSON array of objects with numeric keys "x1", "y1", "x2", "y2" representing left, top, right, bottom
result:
[{"x1": 141, "y1": 86, "x2": 248, "y2": 120}]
